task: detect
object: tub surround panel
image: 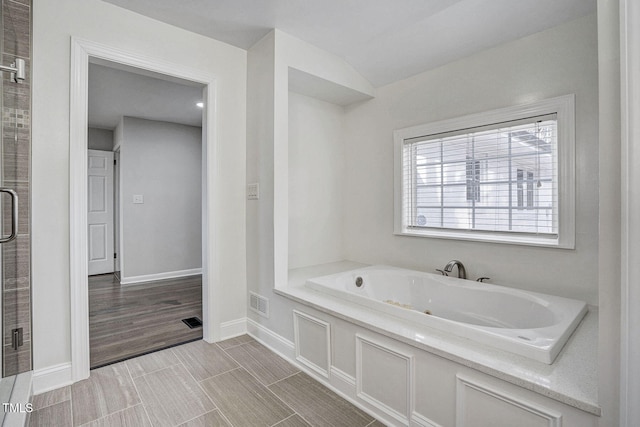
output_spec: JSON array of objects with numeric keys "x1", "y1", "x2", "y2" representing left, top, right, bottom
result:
[
  {"x1": 414, "y1": 347, "x2": 456, "y2": 426},
  {"x1": 356, "y1": 334, "x2": 412, "y2": 424},
  {"x1": 456, "y1": 375, "x2": 563, "y2": 427},
  {"x1": 247, "y1": 293, "x2": 599, "y2": 426},
  {"x1": 330, "y1": 314, "x2": 359, "y2": 378},
  {"x1": 278, "y1": 261, "x2": 599, "y2": 416},
  {"x1": 293, "y1": 310, "x2": 330, "y2": 378}
]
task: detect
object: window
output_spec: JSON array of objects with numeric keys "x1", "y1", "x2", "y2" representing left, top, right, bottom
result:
[{"x1": 394, "y1": 95, "x2": 575, "y2": 248}]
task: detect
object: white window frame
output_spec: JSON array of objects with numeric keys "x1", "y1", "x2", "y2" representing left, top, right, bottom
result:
[{"x1": 393, "y1": 94, "x2": 575, "y2": 248}]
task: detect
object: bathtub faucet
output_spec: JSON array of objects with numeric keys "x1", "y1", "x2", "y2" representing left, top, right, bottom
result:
[{"x1": 444, "y1": 260, "x2": 466, "y2": 279}]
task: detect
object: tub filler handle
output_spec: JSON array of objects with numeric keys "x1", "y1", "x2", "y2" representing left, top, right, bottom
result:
[{"x1": 435, "y1": 269, "x2": 448, "y2": 276}]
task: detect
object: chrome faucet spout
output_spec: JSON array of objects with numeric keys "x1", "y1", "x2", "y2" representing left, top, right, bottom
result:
[{"x1": 444, "y1": 260, "x2": 466, "y2": 279}]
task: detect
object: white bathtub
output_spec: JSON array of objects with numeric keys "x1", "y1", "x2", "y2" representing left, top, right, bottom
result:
[{"x1": 305, "y1": 265, "x2": 587, "y2": 364}]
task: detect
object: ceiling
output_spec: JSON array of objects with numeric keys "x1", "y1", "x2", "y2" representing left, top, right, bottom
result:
[
  {"x1": 88, "y1": 63, "x2": 204, "y2": 129},
  {"x1": 101, "y1": 0, "x2": 596, "y2": 87}
]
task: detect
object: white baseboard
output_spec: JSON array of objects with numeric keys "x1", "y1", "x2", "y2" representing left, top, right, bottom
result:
[
  {"x1": 410, "y1": 411, "x2": 443, "y2": 427},
  {"x1": 120, "y1": 268, "x2": 202, "y2": 285},
  {"x1": 32, "y1": 363, "x2": 73, "y2": 395},
  {"x1": 220, "y1": 318, "x2": 247, "y2": 340},
  {"x1": 331, "y1": 366, "x2": 356, "y2": 387},
  {"x1": 246, "y1": 318, "x2": 295, "y2": 361},
  {"x1": 330, "y1": 366, "x2": 357, "y2": 399}
]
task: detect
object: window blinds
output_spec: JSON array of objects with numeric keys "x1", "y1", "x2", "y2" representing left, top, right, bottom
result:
[{"x1": 402, "y1": 114, "x2": 558, "y2": 236}]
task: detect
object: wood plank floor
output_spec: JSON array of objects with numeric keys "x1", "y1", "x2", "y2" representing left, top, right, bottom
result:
[
  {"x1": 30, "y1": 336, "x2": 386, "y2": 427},
  {"x1": 89, "y1": 274, "x2": 203, "y2": 368}
]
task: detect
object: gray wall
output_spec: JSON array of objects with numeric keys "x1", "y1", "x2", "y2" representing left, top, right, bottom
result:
[
  {"x1": 88, "y1": 127, "x2": 114, "y2": 151},
  {"x1": 120, "y1": 117, "x2": 202, "y2": 279},
  {"x1": 342, "y1": 14, "x2": 599, "y2": 304},
  {"x1": 288, "y1": 91, "x2": 345, "y2": 269}
]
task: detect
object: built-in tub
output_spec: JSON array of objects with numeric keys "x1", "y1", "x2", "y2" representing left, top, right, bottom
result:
[{"x1": 305, "y1": 265, "x2": 587, "y2": 364}]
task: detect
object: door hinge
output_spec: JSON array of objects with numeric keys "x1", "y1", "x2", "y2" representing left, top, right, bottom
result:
[
  {"x1": 114, "y1": 252, "x2": 117, "y2": 259},
  {"x1": 11, "y1": 328, "x2": 23, "y2": 350}
]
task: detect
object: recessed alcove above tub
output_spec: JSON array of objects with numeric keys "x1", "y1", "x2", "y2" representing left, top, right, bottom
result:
[
  {"x1": 288, "y1": 66, "x2": 374, "y2": 272},
  {"x1": 289, "y1": 67, "x2": 374, "y2": 106}
]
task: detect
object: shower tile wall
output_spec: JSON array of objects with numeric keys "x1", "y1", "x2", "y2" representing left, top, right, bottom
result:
[{"x1": 2, "y1": 0, "x2": 31, "y2": 376}]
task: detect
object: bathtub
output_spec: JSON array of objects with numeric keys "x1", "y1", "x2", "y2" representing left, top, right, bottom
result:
[{"x1": 305, "y1": 265, "x2": 588, "y2": 364}]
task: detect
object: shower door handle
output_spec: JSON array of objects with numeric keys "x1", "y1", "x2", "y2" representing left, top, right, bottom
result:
[{"x1": 0, "y1": 188, "x2": 18, "y2": 243}]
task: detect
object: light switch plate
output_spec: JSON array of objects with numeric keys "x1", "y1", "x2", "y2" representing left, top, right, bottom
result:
[
  {"x1": 247, "y1": 183, "x2": 259, "y2": 200},
  {"x1": 133, "y1": 194, "x2": 144, "y2": 204}
]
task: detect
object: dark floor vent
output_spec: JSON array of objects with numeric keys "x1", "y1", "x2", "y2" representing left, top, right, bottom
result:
[{"x1": 182, "y1": 317, "x2": 203, "y2": 329}]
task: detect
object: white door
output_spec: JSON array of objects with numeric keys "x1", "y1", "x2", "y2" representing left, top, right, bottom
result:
[{"x1": 88, "y1": 149, "x2": 114, "y2": 275}]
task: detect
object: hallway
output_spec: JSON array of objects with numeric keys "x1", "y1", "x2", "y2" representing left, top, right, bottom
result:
[{"x1": 89, "y1": 274, "x2": 203, "y2": 368}]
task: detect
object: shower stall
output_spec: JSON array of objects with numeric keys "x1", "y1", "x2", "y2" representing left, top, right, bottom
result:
[{"x1": 0, "y1": 0, "x2": 33, "y2": 425}]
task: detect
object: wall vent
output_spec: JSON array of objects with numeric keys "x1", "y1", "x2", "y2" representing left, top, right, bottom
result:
[{"x1": 249, "y1": 291, "x2": 269, "y2": 318}]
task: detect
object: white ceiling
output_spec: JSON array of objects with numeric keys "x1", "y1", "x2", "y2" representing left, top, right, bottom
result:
[
  {"x1": 88, "y1": 62, "x2": 204, "y2": 129},
  {"x1": 101, "y1": 0, "x2": 596, "y2": 87}
]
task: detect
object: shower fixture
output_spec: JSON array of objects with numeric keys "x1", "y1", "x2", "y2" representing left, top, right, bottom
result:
[{"x1": 0, "y1": 58, "x2": 26, "y2": 83}]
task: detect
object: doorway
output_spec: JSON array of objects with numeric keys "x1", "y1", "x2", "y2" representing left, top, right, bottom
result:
[
  {"x1": 86, "y1": 62, "x2": 206, "y2": 368},
  {"x1": 70, "y1": 38, "x2": 221, "y2": 382}
]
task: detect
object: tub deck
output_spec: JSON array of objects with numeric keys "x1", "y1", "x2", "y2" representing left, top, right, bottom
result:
[{"x1": 277, "y1": 261, "x2": 600, "y2": 416}]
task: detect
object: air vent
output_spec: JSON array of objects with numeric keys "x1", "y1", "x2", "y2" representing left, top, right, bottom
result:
[
  {"x1": 182, "y1": 317, "x2": 202, "y2": 329},
  {"x1": 249, "y1": 291, "x2": 269, "y2": 318}
]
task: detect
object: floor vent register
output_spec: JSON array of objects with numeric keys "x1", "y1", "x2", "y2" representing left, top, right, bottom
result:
[{"x1": 182, "y1": 317, "x2": 203, "y2": 329}]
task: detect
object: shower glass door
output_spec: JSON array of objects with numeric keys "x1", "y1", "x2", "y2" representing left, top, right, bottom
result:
[{"x1": 0, "y1": 0, "x2": 32, "y2": 381}]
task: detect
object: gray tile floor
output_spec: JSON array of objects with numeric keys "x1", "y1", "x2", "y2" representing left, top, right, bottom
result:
[{"x1": 29, "y1": 335, "x2": 386, "y2": 427}]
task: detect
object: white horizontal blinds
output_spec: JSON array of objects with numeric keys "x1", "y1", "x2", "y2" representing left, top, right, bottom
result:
[{"x1": 402, "y1": 114, "x2": 558, "y2": 236}]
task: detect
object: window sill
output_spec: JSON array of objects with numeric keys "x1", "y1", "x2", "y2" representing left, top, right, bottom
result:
[{"x1": 394, "y1": 228, "x2": 573, "y2": 249}]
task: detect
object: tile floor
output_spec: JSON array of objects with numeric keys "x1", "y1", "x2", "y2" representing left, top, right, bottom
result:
[{"x1": 29, "y1": 335, "x2": 386, "y2": 427}]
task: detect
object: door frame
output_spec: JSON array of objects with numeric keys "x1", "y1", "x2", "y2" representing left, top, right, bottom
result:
[
  {"x1": 620, "y1": 0, "x2": 640, "y2": 424},
  {"x1": 69, "y1": 37, "x2": 220, "y2": 381}
]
